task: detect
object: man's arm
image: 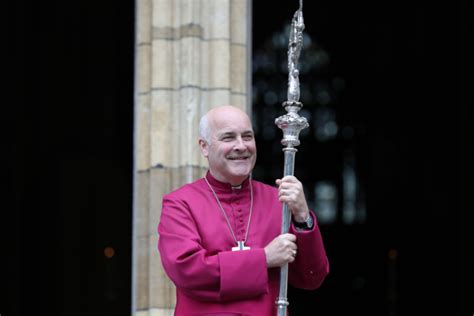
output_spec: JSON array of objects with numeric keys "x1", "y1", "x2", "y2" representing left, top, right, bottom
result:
[
  {"x1": 288, "y1": 212, "x2": 329, "y2": 289},
  {"x1": 276, "y1": 176, "x2": 330, "y2": 289}
]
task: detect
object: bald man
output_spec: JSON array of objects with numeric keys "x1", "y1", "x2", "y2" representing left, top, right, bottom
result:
[{"x1": 158, "y1": 105, "x2": 329, "y2": 315}]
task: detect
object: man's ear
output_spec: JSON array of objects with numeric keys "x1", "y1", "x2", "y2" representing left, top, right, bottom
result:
[{"x1": 199, "y1": 139, "x2": 209, "y2": 157}]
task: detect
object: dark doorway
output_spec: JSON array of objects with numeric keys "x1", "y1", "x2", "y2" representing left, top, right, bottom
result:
[
  {"x1": 252, "y1": 1, "x2": 472, "y2": 315},
  {"x1": 4, "y1": 0, "x2": 135, "y2": 315}
]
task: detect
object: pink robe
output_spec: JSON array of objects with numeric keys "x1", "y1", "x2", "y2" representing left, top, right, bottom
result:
[{"x1": 158, "y1": 172, "x2": 329, "y2": 315}]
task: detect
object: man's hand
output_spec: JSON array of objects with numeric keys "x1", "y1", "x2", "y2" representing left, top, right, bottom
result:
[
  {"x1": 276, "y1": 176, "x2": 310, "y2": 222},
  {"x1": 264, "y1": 234, "x2": 297, "y2": 268}
]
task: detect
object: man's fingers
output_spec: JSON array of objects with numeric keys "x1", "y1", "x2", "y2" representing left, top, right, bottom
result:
[
  {"x1": 281, "y1": 233, "x2": 297, "y2": 242},
  {"x1": 280, "y1": 175, "x2": 298, "y2": 183}
]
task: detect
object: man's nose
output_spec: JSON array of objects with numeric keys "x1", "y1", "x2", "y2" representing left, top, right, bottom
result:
[{"x1": 233, "y1": 136, "x2": 246, "y2": 151}]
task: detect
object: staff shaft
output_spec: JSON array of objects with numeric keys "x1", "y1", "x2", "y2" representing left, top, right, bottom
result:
[
  {"x1": 274, "y1": 1, "x2": 308, "y2": 315},
  {"x1": 276, "y1": 148, "x2": 297, "y2": 316}
]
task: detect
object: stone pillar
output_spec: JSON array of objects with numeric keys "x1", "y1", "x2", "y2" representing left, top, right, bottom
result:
[{"x1": 132, "y1": 1, "x2": 251, "y2": 315}]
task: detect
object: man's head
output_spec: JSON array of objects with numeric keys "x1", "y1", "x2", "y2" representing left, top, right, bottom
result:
[{"x1": 199, "y1": 105, "x2": 257, "y2": 186}]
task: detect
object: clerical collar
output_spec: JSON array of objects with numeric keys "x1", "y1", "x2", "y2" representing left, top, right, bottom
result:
[{"x1": 204, "y1": 171, "x2": 251, "y2": 191}]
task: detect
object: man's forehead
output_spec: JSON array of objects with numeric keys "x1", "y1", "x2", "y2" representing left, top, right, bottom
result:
[
  {"x1": 216, "y1": 128, "x2": 254, "y2": 135},
  {"x1": 210, "y1": 117, "x2": 253, "y2": 133}
]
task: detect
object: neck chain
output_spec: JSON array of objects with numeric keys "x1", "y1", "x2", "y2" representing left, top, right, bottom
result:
[{"x1": 203, "y1": 175, "x2": 254, "y2": 251}]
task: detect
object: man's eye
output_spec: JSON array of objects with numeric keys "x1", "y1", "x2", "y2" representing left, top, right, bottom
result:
[{"x1": 243, "y1": 135, "x2": 253, "y2": 140}]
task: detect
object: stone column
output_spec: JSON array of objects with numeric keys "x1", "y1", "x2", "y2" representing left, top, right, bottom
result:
[{"x1": 132, "y1": 1, "x2": 251, "y2": 315}]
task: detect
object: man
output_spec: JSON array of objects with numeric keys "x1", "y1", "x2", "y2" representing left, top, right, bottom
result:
[{"x1": 158, "y1": 105, "x2": 329, "y2": 315}]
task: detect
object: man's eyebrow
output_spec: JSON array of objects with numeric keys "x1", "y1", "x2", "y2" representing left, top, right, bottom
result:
[
  {"x1": 218, "y1": 130, "x2": 253, "y2": 138},
  {"x1": 218, "y1": 131, "x2": 236, "y2": 137}
]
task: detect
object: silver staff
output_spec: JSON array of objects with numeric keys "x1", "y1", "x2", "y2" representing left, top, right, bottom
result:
[{"x1": 275, "y1": 1, "x2": 308, "y2": 315}]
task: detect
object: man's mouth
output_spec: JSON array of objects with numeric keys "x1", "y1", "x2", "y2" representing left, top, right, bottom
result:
[{"x1": 228, "y1": 156, "x2": 250, "y2": 160}]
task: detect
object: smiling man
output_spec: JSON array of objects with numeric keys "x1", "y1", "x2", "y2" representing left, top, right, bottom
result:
[
  {"x1": 158, "y1": 105, "x2": 329, "y2": 315},
  {"x1": 199, "y1": 106, "x2": 257, "y2": 186}
]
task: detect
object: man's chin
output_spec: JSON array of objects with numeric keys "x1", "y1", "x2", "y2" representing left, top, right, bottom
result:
[
  {"x1": 227, "y1": 168, "x2": 252, "y2": 179},
  {"x1": 226, "y1": 160, "x2": 255, "y2": 178}
]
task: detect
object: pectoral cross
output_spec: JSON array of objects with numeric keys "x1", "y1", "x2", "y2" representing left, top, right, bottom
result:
[{"x1": 232, "y1": 241, "x2": 250, "y2": 251}]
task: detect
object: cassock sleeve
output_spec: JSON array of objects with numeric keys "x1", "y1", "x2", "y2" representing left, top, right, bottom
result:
[
  {"x1": 288, "y1": 212, "x2": 329, "y2": 289},
  {"x1": 158, "y1": 194, "x2": 269, "y2": 302}
]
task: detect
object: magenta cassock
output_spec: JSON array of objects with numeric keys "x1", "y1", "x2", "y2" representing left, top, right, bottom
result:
[{"x1": 158, "y1": 172, "x2": 329, "y2": 315}]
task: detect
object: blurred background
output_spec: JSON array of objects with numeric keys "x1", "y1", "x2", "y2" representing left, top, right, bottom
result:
[{"x1": 3, "y1": 0, "x2": 472, "y2": 315}]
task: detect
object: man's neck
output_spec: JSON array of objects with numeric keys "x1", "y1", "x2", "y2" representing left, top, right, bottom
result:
[{"x1": 208, "y1": 170, "x2": 248, "y2": 187}]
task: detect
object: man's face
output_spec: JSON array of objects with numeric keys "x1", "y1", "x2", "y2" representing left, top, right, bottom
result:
[{"x1": 200, "y1": 109, "x2": 257, "y2": 186}]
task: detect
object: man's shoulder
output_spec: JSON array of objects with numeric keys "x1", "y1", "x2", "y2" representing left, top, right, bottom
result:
[
  {"x1": 165, "y1": 177, "x2": 278, "y2": 198},
  {"x1": 164, "y1": 178, "x2": 206, "y2": 200},
  {"x1": 251, "y1": 178, "x2": 278, "y2": 194}
]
